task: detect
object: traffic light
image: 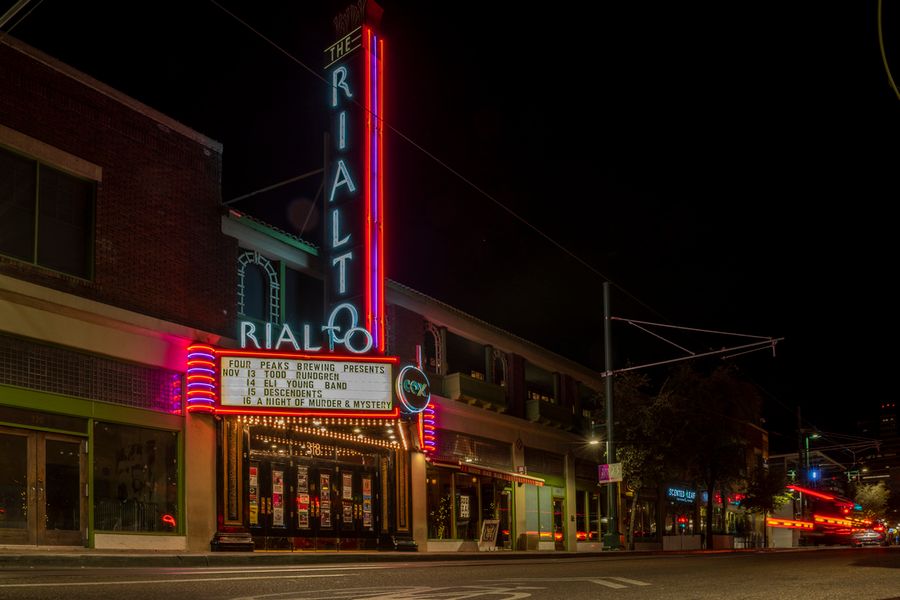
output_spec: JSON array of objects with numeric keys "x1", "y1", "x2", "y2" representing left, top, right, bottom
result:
[{"x1": 677, "y1": 515, "x2": 688, "y2": 530}]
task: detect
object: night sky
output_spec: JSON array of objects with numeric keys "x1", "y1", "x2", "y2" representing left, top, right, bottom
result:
[{"x1": 5, "y1": 1, "x2": 899, "y2": 449}]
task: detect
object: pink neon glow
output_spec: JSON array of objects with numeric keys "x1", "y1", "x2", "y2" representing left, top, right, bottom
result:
[
  {"x1": 218, "y1": 350, "x2": 399, "y2": 363},
  {"x1": 422, "y1": 402, "x2": 436, "y2": 452},
  {"x1": 215, "y1": 407, "x2": 400, "y2": 418},
  {"x1": 786, "y1": 484, "x2": 835, "y2": 501},
  {"x1": 187, "y1": 344, "x2": 217, "y2": 412},
  {"x1": 362, "y1": 26, "x2": 385, "y2": 353},
  {"x1": 377, "y1": 36, "x2": 385, "y2": 352}
]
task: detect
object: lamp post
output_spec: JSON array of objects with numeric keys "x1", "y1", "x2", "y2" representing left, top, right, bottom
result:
[{"x1": 601, "y1": 281, "x2": 621, "y2": 550}]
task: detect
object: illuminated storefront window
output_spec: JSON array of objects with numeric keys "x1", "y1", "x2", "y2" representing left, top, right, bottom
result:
[{"x1": 92, "y1": 423, "x2": 178, "y2": 533}]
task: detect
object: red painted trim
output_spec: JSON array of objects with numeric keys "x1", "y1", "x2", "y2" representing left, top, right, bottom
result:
[
  {"x1": 218, "y1": 350, "x2": 399, "y2": 363},
  {"x1": 214, "y1": 407, "x2": 400, "y2": 418}
]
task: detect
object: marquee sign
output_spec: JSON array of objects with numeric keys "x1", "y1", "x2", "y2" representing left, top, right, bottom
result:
[{"x1": 215, "y1": 351, "x2": 398, "y2": 416}]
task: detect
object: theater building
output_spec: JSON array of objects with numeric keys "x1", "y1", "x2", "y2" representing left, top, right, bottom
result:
[{"x1": 1, "y1": 12, "x2": 604, "y2": 553}]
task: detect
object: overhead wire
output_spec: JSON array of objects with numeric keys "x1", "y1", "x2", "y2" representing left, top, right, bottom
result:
[{"x1": 206, "y1": 0, "x2": 670, "y2": 323}]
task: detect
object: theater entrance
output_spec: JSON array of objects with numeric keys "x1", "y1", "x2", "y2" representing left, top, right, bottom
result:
[{"x1": 243, "y1": 419, "x2": 395, "y2": 551}]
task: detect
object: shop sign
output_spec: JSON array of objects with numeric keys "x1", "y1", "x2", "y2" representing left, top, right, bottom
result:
[
  {"x1": 599, "y1": 462, "x2": 623, "y2": 483},
  {"x1": 395, "y1": 365, "x2": 430, "y2": 413},
  {"x1": 667, "y1": 486, "x2": 697, "y2": 503},
  {"x1": 219, "y1": 355, "x2": 393, "y2": 412},
  {"x1": 321, "y1": 1, "x2": 385, "y2": 355}
]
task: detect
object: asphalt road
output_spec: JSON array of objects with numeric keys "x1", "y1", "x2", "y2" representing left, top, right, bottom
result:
[{"x1": 0, "y1": 548, "x2": 898, "y2": 600}]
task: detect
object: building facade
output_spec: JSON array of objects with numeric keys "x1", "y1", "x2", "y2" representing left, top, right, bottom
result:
[
  {"x1": 0, "y1": 36, "x2": 231, "y2": 550},
  {"x1": 1, "y1": 36, "x2": 608, "y2": 551}
]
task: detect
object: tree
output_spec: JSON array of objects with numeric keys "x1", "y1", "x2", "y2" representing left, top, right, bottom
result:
[
  {"x1": 665, "y1": 364, "x2": 762, "y2": 549},
  {"x1": 741, "y1": 465, "x2": 791, "y2": 548},
  {"x1": 609, "y1": 371, "x2": 675, "y2": 550},
  {"x1": 856, "y1": 482, "x2": 890, "y2": 522}
]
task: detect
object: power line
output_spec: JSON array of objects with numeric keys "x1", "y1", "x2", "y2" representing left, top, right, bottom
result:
[
  {"x1": 206, "y1": 0, "x2": 670, "y2": 323},
  {"x1": 0, "y1": 0, "x2": 44, "y2": 40}
]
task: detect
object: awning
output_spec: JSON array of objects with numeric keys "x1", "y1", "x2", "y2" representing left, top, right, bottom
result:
[{"x1": 429, "y1": 459, "x2": 544, "y2": 486}]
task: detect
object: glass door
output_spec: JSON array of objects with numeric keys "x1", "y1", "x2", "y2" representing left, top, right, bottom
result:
[{"x1": 0, "y1": 427, "x2": 85, "y2": 546}]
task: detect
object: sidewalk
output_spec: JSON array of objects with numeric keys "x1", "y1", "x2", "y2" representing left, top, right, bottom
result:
[{"x1": 0, "y1": 546, "x2": 826, "y2": 569}]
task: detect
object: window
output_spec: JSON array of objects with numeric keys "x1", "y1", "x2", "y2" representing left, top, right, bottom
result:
[
  {"x1": 284, "y1": 267, "x2": 324, "y2": 332},
  {"x1": 93, "y1": 422, "x2": 179, "y2": 533},
  {"x1": 525, "y1": 362, "x2": 556, "y2": 404},
  {"x1": 0, "y1": 145, "x2": 94, "y2": 278}
]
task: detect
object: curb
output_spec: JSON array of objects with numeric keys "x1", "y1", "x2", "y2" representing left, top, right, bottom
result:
[{"x1": 0, "y1": 546, "x2": 858, "y2": 569}]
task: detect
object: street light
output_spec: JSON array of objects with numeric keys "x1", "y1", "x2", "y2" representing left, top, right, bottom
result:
[{"x1": 805, "y1": 432, "x2": 821, "y2": 485}]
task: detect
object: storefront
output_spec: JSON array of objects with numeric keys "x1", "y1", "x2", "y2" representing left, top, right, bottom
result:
[
  {"x1": 0, "y1": 333, "x2": 185, "y2": 549},
  {"x1": 202, "y1": 344, "x2": 422, "y2": 551},
  {"x1": 221, "y1": 414, "x2": 404, "y2": 551}
]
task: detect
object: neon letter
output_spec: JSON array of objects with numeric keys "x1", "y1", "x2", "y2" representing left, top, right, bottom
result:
[
  {"x1": 339, "y1": 111, "x2": 347, "y2": 150},
  {"x1": 264, "y1": 322, "x2": 273, "y2": 350},
  {"x1": 322, "y1": 303, "x2": 373, "y2": 353},
  {"x1": 303, "y1": 324, "x2": 322, "y2": 352},
  {"x1": 332, "y1": 251, "x2": 353, "y2": 294},
  {"x1": 275, "y1": 323, "x2": 300, "y2": 351},
  {"x1": 329, "y1": 159, "x2": 357, "y2": 202},
  {"x1": 240, "y1": 321, "x2": 259, "y2": 349},
  {"x1": 332, "y1": 209, "x2": 351, "y2": 248},
  {"x1": 331, "y1": 66, "x2": 352, "y2": 107}
]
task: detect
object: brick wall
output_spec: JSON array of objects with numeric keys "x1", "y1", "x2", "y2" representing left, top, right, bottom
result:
[
  {"x1": 0, "y1": 41, "x2": 236, "y2": 335},
  {"x1": 387, "y1": 303, "x2": 425, "y2": 365}
]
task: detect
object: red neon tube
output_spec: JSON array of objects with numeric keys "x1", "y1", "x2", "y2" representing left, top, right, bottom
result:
[
  {"x1": 214, "y1": 407, "x2": 399, "y2": 419},
  {"x1": 377, "y1": 36, "x2": 385, "y2": 352},
  {"x1": 218, "y1": 350, "x2": 399, "y2": 363},
  {"x1": 786, "y1": 484, "x2": 835, "y2": 501}
]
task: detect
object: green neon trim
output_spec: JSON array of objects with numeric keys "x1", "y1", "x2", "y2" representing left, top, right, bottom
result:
[
  {"x1": 88, "y1": 418, "x2": 94, "y2": 548},
  {"x1": 0, "y1": 384, "x2": 183, "y2": 431},
  {"x1": 0, "y1": 420, "x2": 86, "y2": 436},
  {"x1": 228, "y1": 212, "x2": 318, "y2": 256}
]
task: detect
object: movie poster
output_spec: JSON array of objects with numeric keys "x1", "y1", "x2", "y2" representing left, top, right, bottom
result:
[
  {"x1": 321, "y1": 473, "x2": 331, "y2": 528},
  {"x1": 249, "y1": 465, "x2": 259, "y2": 526},
  {"x1": 272, "y1": 469, "x2": 284, "y2": 527},
  {"x1": 362, "y1": 476, "x2": 372, "y2": 529}
]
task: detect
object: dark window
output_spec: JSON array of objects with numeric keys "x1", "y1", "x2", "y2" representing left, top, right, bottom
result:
[
  {"x1": 525, "y1": 362, "x2": 556, "y2": 404},
  {"x1": 284, "y1": 267, "x2": 324, "y2": 331},
  {"x1": 445, "y1": 332, "x2": 486, "y2": 380},
  {"x1": 0, "y1": 148, "x2": 37, "y2": 261},
  {"x1": 0, "y1": 145, "x2": 94, "y2": 278},
  {"x1": 93, "y1": 422, "x2": 179, "y2": 533}
]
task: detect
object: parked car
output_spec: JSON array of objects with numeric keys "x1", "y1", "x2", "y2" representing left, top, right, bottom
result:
[{"x1": 851, "y1": 529, "x2": 885, "y2": 547}]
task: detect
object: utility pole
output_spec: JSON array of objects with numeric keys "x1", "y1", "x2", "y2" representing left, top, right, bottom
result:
[
  {"x1": 602, "y1": 281, "x2": 621, "y2": 549},
  {"x1": 797, "y1": 406, "x2": 805, "y2": 520}
]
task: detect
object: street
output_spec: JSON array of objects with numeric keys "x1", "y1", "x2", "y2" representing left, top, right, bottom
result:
[{"x1": 0, "y1": 549, "x2": 899, "y2": 600}]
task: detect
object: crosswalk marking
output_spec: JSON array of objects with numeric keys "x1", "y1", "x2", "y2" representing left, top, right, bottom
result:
[
  {"x1": 482, "y1": 576, "x2": 651, "y2": 589},
  {"x1": 607, "y1": 577, "x2": 652, "y2": 586}
]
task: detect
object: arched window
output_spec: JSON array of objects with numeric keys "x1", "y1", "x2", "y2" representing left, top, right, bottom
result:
[
  {"x1": 492, "y1": 349, "x2": 508, "y2": 386},
  {"x1": 423, "y1": 322, "x2": 443, "y2": 374},
  {"x1": 237, "y1": 250, "x2": 280, "y2": 324}
]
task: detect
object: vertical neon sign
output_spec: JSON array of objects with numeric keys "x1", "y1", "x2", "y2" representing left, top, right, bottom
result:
[{"x1": 324, "y1": 3, "x2": 385, "y2": 355}]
